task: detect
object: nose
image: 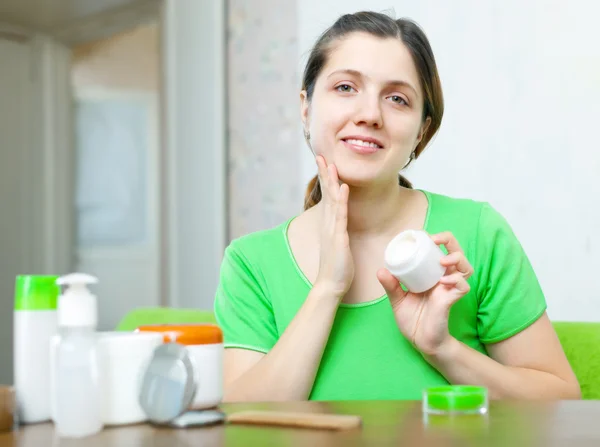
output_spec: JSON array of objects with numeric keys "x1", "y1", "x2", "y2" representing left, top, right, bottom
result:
[{"x1": 353, "y1": 93, "x2": 383, "y2": 128}]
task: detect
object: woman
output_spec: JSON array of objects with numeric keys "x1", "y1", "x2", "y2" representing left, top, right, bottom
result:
[{"x1": 214, "y1": 11, "x2": 580, "y2": 402}]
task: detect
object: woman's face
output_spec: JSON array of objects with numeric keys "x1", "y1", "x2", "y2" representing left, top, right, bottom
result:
[{"x1": 301, "y1": 32, "x2": 429, "y2": 188}]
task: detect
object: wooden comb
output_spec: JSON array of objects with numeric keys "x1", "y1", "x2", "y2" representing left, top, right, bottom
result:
[{"x1": 226, "y1": 410, "x2": 362, "y2": 430}]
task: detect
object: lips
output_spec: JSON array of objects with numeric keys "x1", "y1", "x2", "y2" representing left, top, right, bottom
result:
[
  {"x1": 341, "y1": 135, "x2": 384, "y2": 149},
  {"x1": 341, "y1": 135, "x2": 384, "y2": 155}
]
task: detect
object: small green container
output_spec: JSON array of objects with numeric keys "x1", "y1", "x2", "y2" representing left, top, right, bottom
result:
[
  {"x1": 423, "y1": 385, "x2": 488, "y2": 415},
  {"x1": 14, "y1": 275, "x2": 60, "y2": 311}
]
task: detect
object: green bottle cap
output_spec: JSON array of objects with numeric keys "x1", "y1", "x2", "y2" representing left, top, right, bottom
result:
[
  {"x1": 14, "y1": 275, "x2": 60, "y2": 311},
  {"x1": 423, "y1": 385, "x2": 488, "y2": 415}
]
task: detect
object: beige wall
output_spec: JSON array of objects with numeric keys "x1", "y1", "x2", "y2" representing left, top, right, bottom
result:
[{"x1": 71, "y1": 22, "x2": 159, "y2": 92}]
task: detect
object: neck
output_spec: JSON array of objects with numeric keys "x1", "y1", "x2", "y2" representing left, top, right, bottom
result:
[{"x1": 344, "y1": 182, "x2": 409, "y2": 236}]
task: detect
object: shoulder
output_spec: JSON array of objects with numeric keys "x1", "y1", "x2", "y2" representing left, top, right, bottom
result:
[
  {"x1": 223, "y1": 218, "x2": 293, "y2": 267},
  {"x1": 217, "y1": 219, "x2": 294, "y2": 299},
  {"x1": 421, "y1": 189, "x2": 519, "y2": 261},
  {"x1": 422, "y1": 189, "x2": 505, "y2": 233},
  {"x1": 422, "y1": 189, "x2": 488, "y2": 217}
]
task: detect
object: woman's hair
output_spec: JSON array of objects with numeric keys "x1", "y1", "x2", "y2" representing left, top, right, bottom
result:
[{"x1": 302, "y1": 11, "x2": 444, "y2": 210}]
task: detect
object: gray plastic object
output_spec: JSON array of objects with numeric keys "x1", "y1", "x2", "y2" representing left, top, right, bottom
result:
[
  {"x1": 167, "y1": 409, "x2": 225, "y2": 428},
  {"x1": 138, "y1": 343, "x2": 197, "y2": 423}
]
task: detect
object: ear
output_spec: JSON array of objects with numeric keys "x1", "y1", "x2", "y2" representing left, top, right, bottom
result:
[
  {"x1": 300, "y1": 90, "x2": 310, "y2": 130},
  {"x1": 416, "y1": 116, "x2": 432, "y2": 147}
]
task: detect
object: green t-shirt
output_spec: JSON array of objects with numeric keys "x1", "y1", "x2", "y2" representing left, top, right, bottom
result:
[{"x1": 213, "y1": 190, "x2": 547, "y2": 400}]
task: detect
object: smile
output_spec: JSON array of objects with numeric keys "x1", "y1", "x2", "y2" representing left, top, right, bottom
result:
[
  {"x1": 345, "y1": 139, "x2": 381, "y2": 148},
  {"x1": 342, "y1": 136, "x2": 384, "y2": 155}
]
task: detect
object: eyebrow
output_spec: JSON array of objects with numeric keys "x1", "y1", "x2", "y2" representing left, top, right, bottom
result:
[{"x1": 327, "y1": 68, "x2": 419, "y2": 97}]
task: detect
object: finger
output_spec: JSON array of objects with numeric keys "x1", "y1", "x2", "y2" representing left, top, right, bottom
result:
[
  {"x1": 315, "y1": 155, "x2": 327, "y2": 174},
  {"x1": 377, "y1": 268, "x2": 407, "y2": 309},
  {"x1": 431, "y1": 231, "x2": 464, "y2": 254},
  {"x1": 440, "y1": 252, "x2": 474, "y2": 278},
  {"x1": 315, "y1": 156, "x2": 330, "y2": 199},
  {"x1": 438, "y1": 272, "x2": 471, "y2": 295},
  {"x1": 328, "y1": 164, "x2": 340, "y2": 200},
  {"x1": 411, "y1": 299, "x2": 426, "y2": 346},
  {"x1": 336, "y1": 183, "x2": 349, "y2": 234}
]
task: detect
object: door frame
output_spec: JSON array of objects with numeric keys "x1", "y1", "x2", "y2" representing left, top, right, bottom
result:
[{"x1": 160, "y1": 0, "x2": 227, "y2": 309}]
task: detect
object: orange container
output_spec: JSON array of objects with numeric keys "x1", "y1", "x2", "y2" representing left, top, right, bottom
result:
[{"x1": 135, "y1": 324, "x2": 223, "y2": 346}]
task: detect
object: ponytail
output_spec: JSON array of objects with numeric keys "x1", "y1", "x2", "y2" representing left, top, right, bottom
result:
[
  {"x1": 303, "y1": 174, "x2": 413, "y2": 210},
  {"x1": 398, "y1": 174, "x2": 413, "y2": 189},
  {"x1": 304, "y1": 175, "x2": 322, "y2": 210}
]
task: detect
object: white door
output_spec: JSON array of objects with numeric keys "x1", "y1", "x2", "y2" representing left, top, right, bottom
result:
[
  {"x1": 70, "y1": 22, "x2": 162, "y2": 331},
  {"x1": 73, "y1": 86, "x2": 161, "y2": 331}
]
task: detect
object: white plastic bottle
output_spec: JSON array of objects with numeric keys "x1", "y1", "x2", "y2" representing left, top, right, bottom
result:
[
  {"x1": 53, "y1": 273, "x2": 103, "y2": 438},
  {"x1": 384, "y1": 230, "x2": 446, "y2": 293},
  {"x1": 13, "y1": 275, "x2": 59, "y2": 423}
]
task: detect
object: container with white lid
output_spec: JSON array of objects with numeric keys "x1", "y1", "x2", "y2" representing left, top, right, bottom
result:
[
  {"x1": 384, "y1": 230, "x2": 446, "y2": 293},
  {"x1": 50, "y1": 331, "x2": 164, "y2": 426},
  {"x1": 97, "y1": 331, "x2": 163, "y2": 425}
]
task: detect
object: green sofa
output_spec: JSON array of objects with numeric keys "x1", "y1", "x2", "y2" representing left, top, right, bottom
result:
[
  {"x1": 552, "y1": 322, "x2": 600, "y2": 400},
  {"x1": 115, "y1": 307, "x2": 217, "y2": 330},
  {"x1": 116, "y1": 307, "x2": 599, "y2": 400}
]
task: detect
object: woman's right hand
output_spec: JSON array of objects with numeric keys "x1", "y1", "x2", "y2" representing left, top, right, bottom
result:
[{"x1": 314, "y1": 155, "x2": 354, "y2": 300}]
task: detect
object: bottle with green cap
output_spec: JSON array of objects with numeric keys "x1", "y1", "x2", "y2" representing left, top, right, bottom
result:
[{"x1": 13, "y1": 275, "x2": 60, "y2": 424}]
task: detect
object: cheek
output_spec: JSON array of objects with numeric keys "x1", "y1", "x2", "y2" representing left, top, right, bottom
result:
[
  {"x1": 308, "y1": 103, "x2": 348, "y2": 154},
  {"x1": 389, "y1": 114, "x2": 423, "y2": 146}
]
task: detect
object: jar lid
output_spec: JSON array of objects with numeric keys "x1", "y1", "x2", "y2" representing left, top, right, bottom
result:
[
  {"x1": 138, "y1": 343, "x2": 197, "y2": 423},
  {"x1": 384, "y1": 230, "x2": 421, "y2": 267},
  {"x1": 136, "y1": 324, "x2": 223, "y2": 345},
  {"x1": 423, "y1": 386, "x2": 488, "y2": 415},
  {"x1": 14, "y1": 275, "x2": 60, "y2": 311}
]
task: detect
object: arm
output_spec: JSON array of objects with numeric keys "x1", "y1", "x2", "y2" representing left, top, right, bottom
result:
[
  {"x1": 378, "y1": 202, "x2": 581, "y2": 401},
  {"x1": 425, "y1": 312, "x2": 581, "y2": 399},
  {"x1": 219, "y1": 156, "x2": 353, "y2": 402},
  {"x1": 223, "y1": 283, "x2": 339, "y2": 402}
]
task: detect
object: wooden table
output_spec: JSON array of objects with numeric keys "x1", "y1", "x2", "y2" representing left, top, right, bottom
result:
[{"x1": 1, "y1": 400, "x2": 598, "y2": 446}]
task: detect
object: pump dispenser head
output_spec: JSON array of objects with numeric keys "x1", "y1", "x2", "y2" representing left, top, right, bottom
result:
[{"x1": 56, "y1": 273, "x2": 99, "y2": 328}]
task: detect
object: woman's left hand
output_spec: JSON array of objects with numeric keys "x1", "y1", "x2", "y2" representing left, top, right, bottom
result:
[{"x1": 377, "y1": 232, "x2": 474, "y2": 357}]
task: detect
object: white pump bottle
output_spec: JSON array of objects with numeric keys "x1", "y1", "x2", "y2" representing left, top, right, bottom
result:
[{"x1": 53, "y1": 273, "x2": 103, "y2": 438}]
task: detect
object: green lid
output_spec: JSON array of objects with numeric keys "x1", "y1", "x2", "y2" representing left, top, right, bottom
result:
[
  {"x1": 14, "y1": 275, "x2": 60, "y2": 311},
  {"x1": 423, "y1": 386, "x2": 488, "y2": 415}
]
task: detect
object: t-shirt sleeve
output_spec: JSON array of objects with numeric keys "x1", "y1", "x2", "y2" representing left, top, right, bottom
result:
[
  {"x1": 213, "y1": 241, "x2": 278, "y2": 354},
  {"x1": 475, "y1": 203, "x2": 547, "y2": 344}
]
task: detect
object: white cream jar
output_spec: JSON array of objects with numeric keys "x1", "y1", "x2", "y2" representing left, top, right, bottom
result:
[{"x1": 384, "y1": 229, "x2": 446, "y2": 293}]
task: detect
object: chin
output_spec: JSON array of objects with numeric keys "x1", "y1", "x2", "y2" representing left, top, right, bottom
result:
[{"x1": 335, "y1": 163, "x2": 383, "y2": 187}]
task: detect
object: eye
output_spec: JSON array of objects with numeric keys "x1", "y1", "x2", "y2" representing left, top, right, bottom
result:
[
  {"x1": 388, "y1": 95, "x2": 408, "y2": 106},
  {"x1": 335, "y1": 84, "x2": 355, "y2": 93}
]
